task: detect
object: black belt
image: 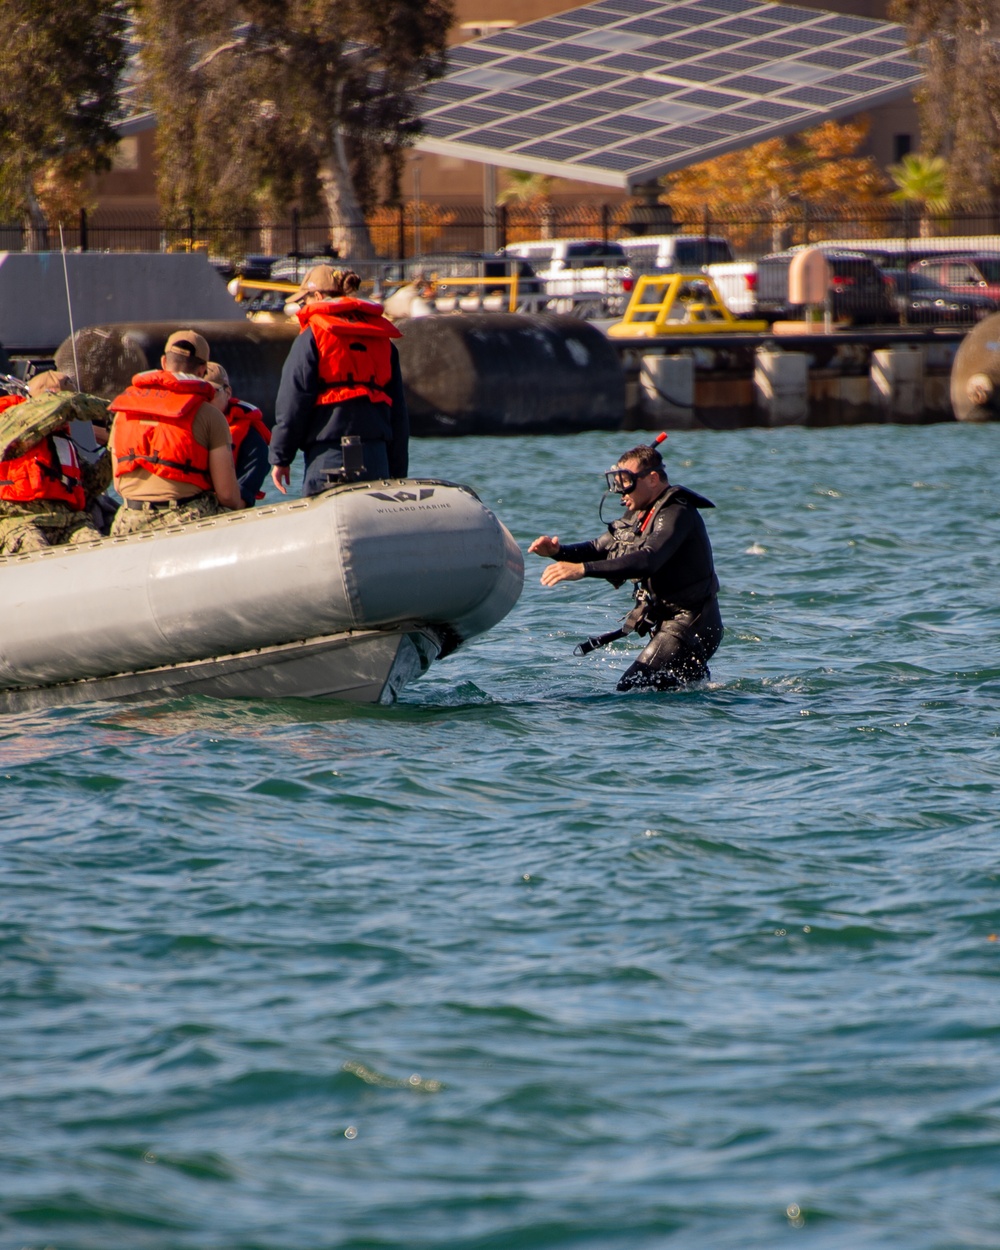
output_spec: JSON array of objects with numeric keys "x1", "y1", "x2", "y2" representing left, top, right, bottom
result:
[{"x1": 124, "y1": 493, "x2": 208, "y2": 511}]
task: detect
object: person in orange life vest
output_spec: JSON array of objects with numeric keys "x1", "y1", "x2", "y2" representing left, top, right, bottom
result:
[
  {"x1": 203, "y1": 361, "x2": 272, "y2": 507},
  {"x1": 28, "y1": 369, "x2": 115, "y2": 533},
  {"x1": 0, "y1": 372, "x2": 101, "y2": 556},
  {"x1": 270, "y1": 266, "x2": 409, "y2": 496},
  {"x1": 108, "y1": 330, "x2": 245, "y2": 537}
]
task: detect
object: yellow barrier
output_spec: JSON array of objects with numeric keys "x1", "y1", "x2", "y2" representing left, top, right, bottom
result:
[
  {"x1": 229, "y1": 273, "x2": 525, "y2": 314},
  {"x1": 423, "y1": 273, "x2": 522, "y2": 314},
  {"x1": 165, "y1": 240, "x2": 210, "y2": 254},
  {"x1": 607, "y1": 273, "x2": 768, "y2": 337},
  {"x1": 229, "y1": 277, "x2": 302, "y2": 300}
]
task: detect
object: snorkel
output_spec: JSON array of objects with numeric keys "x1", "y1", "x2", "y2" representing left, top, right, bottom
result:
[{"x1": 598, "y1": 431, "x2": 668, "y2": 522}]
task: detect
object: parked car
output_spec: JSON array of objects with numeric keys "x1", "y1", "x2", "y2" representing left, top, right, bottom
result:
[
  {"x1": 908, "y1": 254, "x2": 1000, "y2": 304},
  {"x1": 755, "y1": 248, "x2": 897, "y2": 325},
  {"x1": 500, "y1": 238, "x2": 633, "y2": 315},
  {"x1": 235, "y1": 254, "x2": 283, "y2": 282},
  {"x1": 883, "y1": 269, "x2": 998, "y2": 323},
  {"x1": 619, "y1": 233, "x2": 734, "y2": 275},
  {"x1": 268, "y1": 254, "x2": 341, "y2": 284}
]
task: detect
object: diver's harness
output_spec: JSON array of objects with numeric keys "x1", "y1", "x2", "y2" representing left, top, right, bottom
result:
[
  {"x1": 574, "y1": 485, "x2": 719, "y2": 657},
  {"x1": 573, "y1": 575, "x2": 719, "y2": 656}
]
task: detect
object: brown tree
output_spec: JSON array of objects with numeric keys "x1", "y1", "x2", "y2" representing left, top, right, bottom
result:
[
  {"x1": 0, "y1": 0, "x2": 127, "y2": 245},
  {"x1": 889, "y1": 0, "x2": 1000, "y2": 204},
  {"x1": 660, "y1": 118, "x2": 889, "y2": 249},
  {"x1": 135, "y1": 0, "x2": 452, "y2": 259}
]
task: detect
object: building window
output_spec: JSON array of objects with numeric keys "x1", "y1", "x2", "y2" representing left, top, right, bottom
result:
[
  {"x1": 893, "y1": 134, "x2": 912, "y2": 162},
  {"x1": 112, "y1": 137, "x2": 140, "y2": 172}
]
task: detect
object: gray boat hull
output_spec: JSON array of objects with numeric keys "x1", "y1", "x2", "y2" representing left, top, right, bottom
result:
[
  {"x1": 0, "y1": 627, "x2": 440, "y2": 714},
  {"x1": 0, "y1": 479, "x2": 523, "y2": 709}
]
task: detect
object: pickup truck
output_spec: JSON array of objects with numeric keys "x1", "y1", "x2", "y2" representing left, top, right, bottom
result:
[
  {"x1": 704, "y1": 261, "x2": 759, "y2": 317},
  {"x1": 500, "y1": 238, "x2": 634, "y2": 316}
]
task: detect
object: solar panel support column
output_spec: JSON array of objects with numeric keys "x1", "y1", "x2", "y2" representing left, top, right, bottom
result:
[{"x1": 483, "y1": 164, "x2": 498, "y2": 253}]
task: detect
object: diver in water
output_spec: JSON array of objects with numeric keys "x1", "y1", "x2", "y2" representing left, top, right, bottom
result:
[{"x1": 529, "y1": 440, "x2": 723, "y2": 691}]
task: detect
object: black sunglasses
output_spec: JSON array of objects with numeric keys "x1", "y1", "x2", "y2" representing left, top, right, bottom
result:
[{"x1": 605, "y1": 467, "x2": 651, "y2": 494}]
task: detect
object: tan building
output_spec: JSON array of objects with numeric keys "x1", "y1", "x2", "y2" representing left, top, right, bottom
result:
[
  {"x1": 91, "y1": 0, "x2": 921, "y2": 222},
  {"x1": 88, "y1": 117, "x2": 158, "y2": 226}
]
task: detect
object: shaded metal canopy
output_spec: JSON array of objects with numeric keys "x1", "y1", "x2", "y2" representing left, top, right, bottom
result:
[{"x1": 415, "y1": 0, "x2": 922, "y2": 190}]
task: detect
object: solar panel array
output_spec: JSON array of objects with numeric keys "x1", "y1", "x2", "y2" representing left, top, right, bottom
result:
[{"x1": 416, "y1": 0, "x2": 922, "y2": 188}]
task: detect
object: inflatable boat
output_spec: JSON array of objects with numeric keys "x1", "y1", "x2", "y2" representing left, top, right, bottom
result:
[{"x1": 0, "y1": 479, "x2": 523, "y2": 713}]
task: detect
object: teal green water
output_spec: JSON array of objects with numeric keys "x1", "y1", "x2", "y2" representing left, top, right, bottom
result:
[{"x1": 2, "y1": 425, "x2": 999, "y2": 1249}]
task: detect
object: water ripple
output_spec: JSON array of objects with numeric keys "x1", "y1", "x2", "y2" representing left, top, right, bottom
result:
[{"x1": 2, "y1": 426, "x2": 1000, "y2": 1248}]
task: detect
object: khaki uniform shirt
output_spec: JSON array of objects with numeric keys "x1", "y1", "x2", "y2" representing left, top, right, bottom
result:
[{"x1": 112, "y1": 402, "x2": 232, "y2": 502}]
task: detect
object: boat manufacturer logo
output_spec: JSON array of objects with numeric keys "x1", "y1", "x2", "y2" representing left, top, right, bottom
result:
[{"x1": 368, "y1": 488, "x2": 436, "y2": 503}]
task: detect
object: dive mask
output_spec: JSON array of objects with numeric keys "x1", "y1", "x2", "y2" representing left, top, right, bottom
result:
[{"x1": 604, "y1": 466, "x2": 651, "y2": 495}]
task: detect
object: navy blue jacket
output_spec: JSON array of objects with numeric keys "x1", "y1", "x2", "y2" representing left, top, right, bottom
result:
[
  {"x1": 269, "y1": 328, "x2": 409, "y2": 476},
  {"x1": 235, "y1": 426, "x2": 271, "y2": 507}
]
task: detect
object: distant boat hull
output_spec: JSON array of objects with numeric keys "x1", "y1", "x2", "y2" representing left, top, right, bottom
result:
[{"x1": 0, "y1": 479, "x2": 523, "y2": 710}]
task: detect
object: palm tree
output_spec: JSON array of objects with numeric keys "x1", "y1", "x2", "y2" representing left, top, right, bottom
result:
[
  {"x1": 497, "y1": 170, "x2": 556, "y2": 238},
  {"x1": 889, "y1": 153, "x2": 949, "y2": 237}
]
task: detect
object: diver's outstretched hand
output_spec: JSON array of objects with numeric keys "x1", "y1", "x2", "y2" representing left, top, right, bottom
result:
[
  {"x1": 528, "y1": 535, "x2": 560, "y2": 558},
  {"x1": 540, "y1": 561, "x2": 584, "y2": 587}
]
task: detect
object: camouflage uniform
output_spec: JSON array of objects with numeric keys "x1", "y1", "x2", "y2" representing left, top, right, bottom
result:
[
  {"x1": 80, "y1": 449, "x2": 113, "y2": 501},
  {"x1": 0, "y1": 501, "x2": 101, "y2": 556},
  {"x1": 109, "y1": 492, "x2": 225, "y2": 537},
  {"x1": 0, "y1": 391, "x2": 112, "y2": 553}
]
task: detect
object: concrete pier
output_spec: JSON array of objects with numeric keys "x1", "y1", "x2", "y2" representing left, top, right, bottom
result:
[
  {"x1": 870, "y1": 346, "x2": 926, "y2": 422},
  {"x1": 754, "y1": 349, "x2": 809, "y2": 426},
  {"x1": 618, "y1": 327, "x2": 964, "y2": 430},
  {"x1": 638, "y1": 354, "x2": 696, "y2": 428}
]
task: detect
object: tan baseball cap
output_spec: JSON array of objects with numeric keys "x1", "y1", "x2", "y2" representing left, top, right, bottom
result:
[
  {"x1": 204, "y1": 361, "x2": 230, "y2": 389},
  {"x1": 27, "y1": 369, "x2": 74, "y2": 397},
  {"x1": 289, "y1": 264, "x2": 338, "y2": 304},
  {"x1": 164, "y1": 329, "x2": 210, "y2": 365}
]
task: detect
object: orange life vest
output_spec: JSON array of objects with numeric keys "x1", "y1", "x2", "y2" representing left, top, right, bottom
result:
[
  {"x1": 225, "y1": 397, "x2": 271, "y2": 461},
  {"x1": 297, "y1": 298, "x2": 401, "y2": 407},
  {"x1": 0, "y1": 394, "x2": 86, "y2": 509},
  {"x1": 109, "y1": 370, "x2": 216, "y2": 490}
]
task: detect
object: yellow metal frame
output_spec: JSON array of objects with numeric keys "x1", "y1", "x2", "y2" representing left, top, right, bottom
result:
[
  {"x1": 230, "y1": 273, "x2": 523, "y2": 313},
  {"x1": 422, "y1": 273, "x2": 521, "y2": 313},
  {"x1": 229, "y1": 278, "x2": 307, "y2": 301},
  {"x1": 608, "y1": 273, "x2": 768, "y2": 337}
]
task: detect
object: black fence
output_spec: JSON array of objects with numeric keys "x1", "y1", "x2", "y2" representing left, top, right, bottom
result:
[
  {"x1": 7, "y1": 200, "x2": 1000, "y2": 329},
  {"x1": 6, "y1": 201, "x2": 1000, "y2": 274}
]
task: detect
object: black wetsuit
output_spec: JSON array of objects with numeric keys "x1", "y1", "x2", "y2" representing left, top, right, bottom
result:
[{"x1": 558, "y1": 483, "x2": 724, "y2": 691}]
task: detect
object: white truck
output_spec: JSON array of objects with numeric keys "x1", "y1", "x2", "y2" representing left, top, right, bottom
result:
[
  {"x1": 703, "y1": 261, "x2": 759, "y2": 317},
  {"x1": 617, "y1": 234, "x2": 759, "y2": 318},
  {"x1": 500, "y1": 238, "x2": 634, "y2": 316}
]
